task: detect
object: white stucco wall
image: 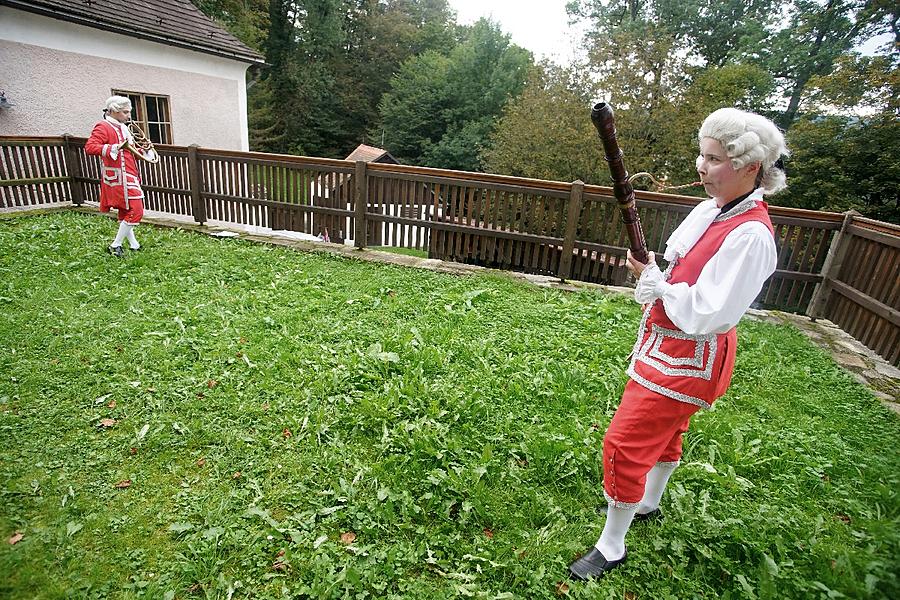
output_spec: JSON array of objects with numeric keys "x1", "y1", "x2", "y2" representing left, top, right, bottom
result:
[{"x1": 0, "y1": 8, "x2": 252, "y2": 150}]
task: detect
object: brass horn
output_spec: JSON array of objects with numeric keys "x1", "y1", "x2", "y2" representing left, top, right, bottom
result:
[{"x1": 124, "y1": 120, "x2": 160, "y2": 163}]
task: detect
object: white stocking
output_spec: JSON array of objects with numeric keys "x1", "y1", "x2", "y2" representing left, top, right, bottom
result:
[
  {"x1": 125, "y1": 223, "x2": 139, "y2": 249},
  {"x1": 638, "y1": 463, "x2": 678, "y2": 514},
  {"x1": 112, "y1": 220, "x2": 129, "y2": 247},
  {"x1": 594, "y1": 504, "x2": 637, "y2": 561}
]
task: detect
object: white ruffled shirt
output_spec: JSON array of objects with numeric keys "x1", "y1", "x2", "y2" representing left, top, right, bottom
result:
[{"x1": 634, "y1": 188, "x2": 777, "y2": 336}]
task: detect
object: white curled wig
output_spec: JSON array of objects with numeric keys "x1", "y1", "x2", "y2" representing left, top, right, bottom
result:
[
  {"x1": 699, "y1": 107, "x2": 789, "y2": 195},
  {"x1": 104, "y1": 95, "x2": 132, "y2": 113}
]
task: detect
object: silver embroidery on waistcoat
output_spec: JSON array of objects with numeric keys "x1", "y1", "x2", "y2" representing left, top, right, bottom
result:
[
  {"x1": 649, "y1": 331, "x2": 704, "y2": 366},
  {"x1": 624, "y1": 368, "x2": 713, "y2": 409},
  {"x1": 714, "y1": 197, "x2": 757, "y2": 222},
  {"x1": 626, "y1": 256, "x2": 716, "y2": 409},
  {"x1": 637, "y1": 324, "x2": 717, "y2": 379},
  {"x1": 102, "y1": 167, "x2": 122, "y2": 185}
]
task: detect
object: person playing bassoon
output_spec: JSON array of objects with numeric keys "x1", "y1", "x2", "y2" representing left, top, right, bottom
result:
[{"x1": 569, "y1": 107, "x2": 787, "y2": 580}]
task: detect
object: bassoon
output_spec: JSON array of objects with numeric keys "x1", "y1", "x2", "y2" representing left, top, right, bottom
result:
[{"x1": 590, "y1": 102, "x2": 650, "y2": 264}]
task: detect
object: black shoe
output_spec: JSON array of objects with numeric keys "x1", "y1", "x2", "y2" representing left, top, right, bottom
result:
[
  {"x1": 595, "y1": 504, "x2": 663, "y2": 523},
  {"x1": 108, "y1": 245, "x2": 124, "y2": 258},
  {"x1": 568, "y1": 547, "x2": 627, "y2": 581},
  {"x1": 129, "y1": 246, "x2": 141, "y2": 252}
]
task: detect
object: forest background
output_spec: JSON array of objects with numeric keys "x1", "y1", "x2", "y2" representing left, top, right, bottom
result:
[{"x1": 192, "y1": 0, "x2": 898, "y2": 223}]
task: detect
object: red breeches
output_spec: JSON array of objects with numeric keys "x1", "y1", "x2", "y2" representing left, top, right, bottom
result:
[
  {"x1": 602, "y1": 380, "x2": 700, "y2": 506},
  {"x1": 117, "y1": 199, "x2": 144, "y2": 224}
]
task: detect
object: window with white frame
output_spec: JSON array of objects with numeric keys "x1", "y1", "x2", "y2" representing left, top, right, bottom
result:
[{"x1": 112, "y1": 90, "x2": 173, "y2": 145}]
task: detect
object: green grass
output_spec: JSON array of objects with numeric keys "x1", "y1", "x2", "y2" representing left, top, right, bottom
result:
[{"x1": 0, "y1": 211, "x2": 897, "y2": 599}]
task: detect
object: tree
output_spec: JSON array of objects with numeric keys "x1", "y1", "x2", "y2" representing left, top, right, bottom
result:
[
  {"x1": 191, "y1": 0, "x2": 269, "y2": 52},
  {"x1": 568, "y1": 0, "x2": 778, "y2": 84},
  {"x1": 763, "y1": 0, "x2": 872, "y2": 128},
  {"x1": 378, "y1": 19, "x2": 532, "y2": 170},
  {"x1": 482, "y1": 61, "x2": 773, "y2": 190},
  {"x1": 781, "y1": 114, "x2": 899, "y2": 222},
  {"x1": 805, "y1": 52, "x2": 899, "y2": 115},
  {"x1": 568, "y1": 0, "x2": 897, "y2": 127},
  {"x1": 196, "y1": 0, "x2": 459, "y2": 157},
  {"x1": 690, "y1": 0, "x2": 778, "y2": 67},
  {"x1": 561, "y1": 1, "x2": 778, "y2": 187},
  {"x1": 481, "y1": 65, "x2": 606, "y2": 183},
  {"x1": 375, "y1": 51, "x2": 453, "y2": 161},
  {"x1": 565, "y1": 2, "x2": 710, "y2": 185},
  {"x1": 335, "y1": 0, "x2": 459, "y2": 153},
  {"x1": 247, "y1": 0, "x2": 302, "y2": 154},
  {"x1": 768, "y1": 2, "x2": 898, "y2": 221}
]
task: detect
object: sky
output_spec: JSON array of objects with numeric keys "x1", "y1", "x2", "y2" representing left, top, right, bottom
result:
[
  {"x1": 446, "y1": 0, "x2": 893, "y2": 63},
  {"x1": 447, "y1": 0, "x2": 585, "y2": 64}
]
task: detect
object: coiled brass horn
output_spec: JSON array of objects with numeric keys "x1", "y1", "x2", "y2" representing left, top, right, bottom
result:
[{"x1": 124, "y1": 120, "x2": 160, "y2": 163}]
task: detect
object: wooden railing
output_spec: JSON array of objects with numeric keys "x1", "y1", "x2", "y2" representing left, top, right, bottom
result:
[
  {"x1": 0, "y1": 137, "x2": 73, "y2": 209},
  {"x1": 1, "y1": 135, "x2": 896, "y2": 366},
  {"x1": 808, "y1": 215, "x2": 900, "y2": 365}
]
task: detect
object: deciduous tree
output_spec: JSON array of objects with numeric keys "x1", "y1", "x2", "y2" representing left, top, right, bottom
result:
[{"x1": 378, "y1": 19, "x2": 532, "y2": 170}]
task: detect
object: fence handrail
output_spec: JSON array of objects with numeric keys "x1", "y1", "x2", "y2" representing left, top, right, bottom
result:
[
  {"x1": 199, "y1": 147, "x2": 357, "y2": 170},
  {"x1": 850, "y1": 215, "x2": 900, "y2": 236}
]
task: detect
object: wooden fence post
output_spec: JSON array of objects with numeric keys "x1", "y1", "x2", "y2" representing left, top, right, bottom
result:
[
  {"x1": 62, "y1": 134, "x2": 84, "y2": 206},
  {"x1": 354, "y1": 160, "x2": 368, "y2": 249},
  {"x1": 559, "y1": 180, "x2": 584, "y2": 281},
  {"x1": 187, "y1": 144, "x2": 206, "y2": 224},
  {"x1": 806, "y1": 210, "x2": 857, "y2": 320}
]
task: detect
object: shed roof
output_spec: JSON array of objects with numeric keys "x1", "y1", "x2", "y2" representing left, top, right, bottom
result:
[
  {"x1": 3, "y1": 0, "x2": 265, "y2": 64},
  {"x1": 345, "y1": 144, "x2": 398, "y2": 164}
]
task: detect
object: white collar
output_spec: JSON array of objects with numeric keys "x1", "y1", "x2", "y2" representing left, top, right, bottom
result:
[
  {"x1": 104, "y1": 116, "x2": 134, "y2": 143},
  {"x1": 663, "y1": 188, "x2": 764, "y2": 261}
]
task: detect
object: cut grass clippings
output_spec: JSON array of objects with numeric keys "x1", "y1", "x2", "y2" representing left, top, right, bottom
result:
[
  {"x1": 0, "y1": 211, "x2": 897, "y2": 599},
  {"x1": 370, "y1": 246, "x2": 430, "y2": 259}
]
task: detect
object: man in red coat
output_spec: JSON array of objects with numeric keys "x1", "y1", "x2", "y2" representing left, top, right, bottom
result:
[{"x1": 85, "y1": 96, "x2": 146, "y2": 257}]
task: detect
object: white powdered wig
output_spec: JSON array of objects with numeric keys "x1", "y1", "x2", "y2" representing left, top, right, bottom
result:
[
  {"x1": 699, "y1": 108, "x2": 789, "y2": 194},
  {"x1": 104, "y1": 95, "x2": 132, "y2": 113}
]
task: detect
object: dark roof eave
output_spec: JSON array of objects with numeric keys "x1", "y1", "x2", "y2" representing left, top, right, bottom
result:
[{"x1": 3, "y1": 0, "x2": 266, "y2": 65}]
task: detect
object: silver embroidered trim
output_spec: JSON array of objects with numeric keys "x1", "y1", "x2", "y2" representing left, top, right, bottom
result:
[
  {"x1": 714, "y1": 197, "x2": 757, "y2": 222},
  {"x1": 603, "y1": 490, "x2": 641, "y2": 510},
  {"x1": 648, "y1": 328, "x2": 705, "y2": 367},
  {"x1": 627, "y1": 254, "x2": 714, "y2": 410},
  {"x1": 662, "y1": 258, "x2": 677, "y2": 280},
  {"x1": 625, "y1": 366, "x2": 712, "y2": 410},
  {"x1": 103, "y1": 167, "x2": 122, "y2": 185},
  {"x1": 655, "y1": 460, "x2": 680, "y2": 470},
  {"x1": 629, "y1": 304, "x2": 653, "y2": 365},
  {"x1": 635, "y1": 324, "x2": 717, "y2": 379}
]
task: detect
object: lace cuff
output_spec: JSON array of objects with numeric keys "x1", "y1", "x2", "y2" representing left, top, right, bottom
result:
[{"x1": 634, "y1": 261, "x2": 667, "y2": 304}]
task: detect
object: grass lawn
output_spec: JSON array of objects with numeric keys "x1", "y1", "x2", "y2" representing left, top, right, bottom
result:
[{"x1": 0, "y1": 211, "x2": 897, "y2": 599}]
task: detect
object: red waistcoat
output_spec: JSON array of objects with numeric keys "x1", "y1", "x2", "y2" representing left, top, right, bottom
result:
[
  {"x1": 626, "y1": 201, "x2": 774, "y2": 408},
  {"x1": 84, "y1": 120, "x2": 144, "y2": 211}
]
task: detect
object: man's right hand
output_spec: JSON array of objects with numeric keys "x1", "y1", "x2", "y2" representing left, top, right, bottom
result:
[{"x1": 626, "y1": 250, "x2": 655, "y2": 278}]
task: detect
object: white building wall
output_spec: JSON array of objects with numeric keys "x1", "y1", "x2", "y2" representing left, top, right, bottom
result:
[{"x1": 0, "y1": 8, "x2": 252, "y2": 150}]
